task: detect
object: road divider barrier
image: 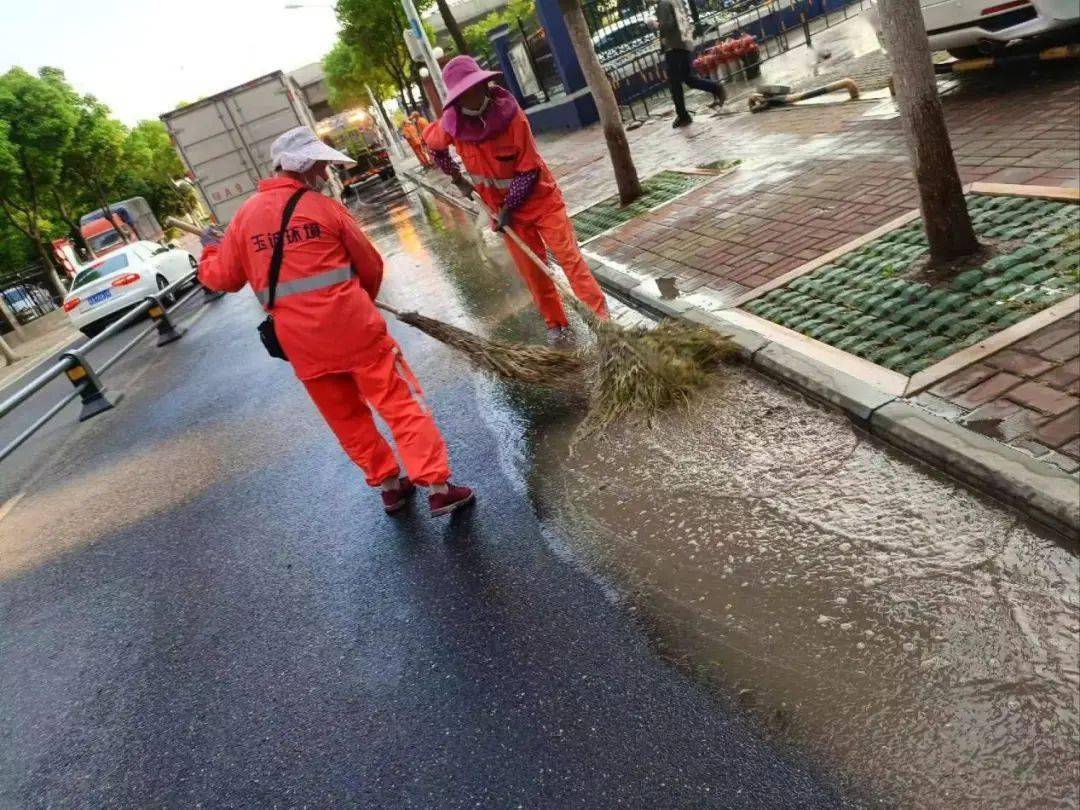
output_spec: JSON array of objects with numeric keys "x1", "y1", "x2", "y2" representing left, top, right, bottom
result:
[{"x1": 0, "y1": 270, "x2": 214, "y2": 463}]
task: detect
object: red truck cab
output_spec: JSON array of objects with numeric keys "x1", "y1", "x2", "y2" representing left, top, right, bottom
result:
[{"x1": 81, "y1": 215, "x2": 134, "y2": 258}]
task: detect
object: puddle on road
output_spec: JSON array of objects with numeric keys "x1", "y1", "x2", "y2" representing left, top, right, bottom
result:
[
  {"x1": 528, "y1": 371, "x2": 1078, "y2": 807},
  {"x1": 372, "y1": 187, "x2": 1079, "y2": 807}
]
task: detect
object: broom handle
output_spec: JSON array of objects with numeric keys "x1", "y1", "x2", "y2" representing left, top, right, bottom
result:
[
  {"x1": 167, "y1": 217, "x2": 406, "y2": 318},
  {"x1": 165, "y1": 216, "x2": 204, "y2": 236},
  {"x1": 471, "y1": 202, "x2": 551, "y2": 279},
  {"x1": 473, "y1": 198, "x2": 600, "y2": 327}
]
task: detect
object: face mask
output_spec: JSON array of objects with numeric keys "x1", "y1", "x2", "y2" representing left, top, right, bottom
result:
[
  {"x1": 306, "y1": 167, "x2": 328, "y2": 192},
  {"x1": 459, "y1": 94, "x2": 491, "y2": 117}
]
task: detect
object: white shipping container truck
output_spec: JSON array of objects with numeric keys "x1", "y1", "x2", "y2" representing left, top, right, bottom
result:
[{"x1": 160, "y1": 71, "x2": 344, "y2": 225}]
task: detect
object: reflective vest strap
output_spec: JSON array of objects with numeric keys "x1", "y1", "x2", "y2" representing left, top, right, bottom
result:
[
  {"x1": 254, "y1": 265, "x2": 353, "y2": 305},
  {"x1": 466, "y1": 172, "x2": 514, "y2": 190}
]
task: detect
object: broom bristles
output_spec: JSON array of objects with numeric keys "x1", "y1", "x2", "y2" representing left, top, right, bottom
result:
[
  {"x1": 393, "y1": 308, "x2": 737, "y2": 444},
  {"x1": 395, "y1": 310, "x2": 586, "y2": 390},
  {"x1": 576, "y1": 320, "x2": 738, "y2": 444}
]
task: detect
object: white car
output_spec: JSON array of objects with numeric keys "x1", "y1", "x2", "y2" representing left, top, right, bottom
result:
[
  {"x1": 920, "y1": 0, "x2": 1078, "y2": 57},
  {"x1": 62, "y1": 241, "x2": 198, "y2": 337}
]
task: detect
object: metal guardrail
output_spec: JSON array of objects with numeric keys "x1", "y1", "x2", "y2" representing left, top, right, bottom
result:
[{"x1": 0, "y1": 271, "x2": 220, "y2": 463}]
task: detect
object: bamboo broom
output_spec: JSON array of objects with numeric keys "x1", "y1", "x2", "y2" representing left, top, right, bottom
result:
[{"x1": 464, "y1": 200, "x2": 737, "y2": 439}]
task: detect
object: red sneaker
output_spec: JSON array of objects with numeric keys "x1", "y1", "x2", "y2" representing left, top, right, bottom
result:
[
  {"x1": 428, "y1": 483, "x2": 475, "y2": 517},
  {"x1": 381, "y1": 477, "x2": 416, "y2": 514}
]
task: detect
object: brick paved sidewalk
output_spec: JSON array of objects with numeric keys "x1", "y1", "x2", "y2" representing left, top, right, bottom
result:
[
  {"x1": 541, "y1": 64, "x2": 1078, "y2": 304},
  {"x1": 928, "y1": 312, "x2": 1080, "y2": 471}
]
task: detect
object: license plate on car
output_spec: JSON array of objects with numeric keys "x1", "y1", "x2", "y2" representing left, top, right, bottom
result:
[{"x1": 87, "y1": 289, "x2": 112, "y2": 306}]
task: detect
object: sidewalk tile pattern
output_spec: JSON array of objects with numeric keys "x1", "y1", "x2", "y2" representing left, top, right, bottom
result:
[
  {"x1": 741, "y1": 194, "x2": 1078, "y2": 374},
  {"x1": 929, "y1": 312, "x2": 1080, "y2": 470}
]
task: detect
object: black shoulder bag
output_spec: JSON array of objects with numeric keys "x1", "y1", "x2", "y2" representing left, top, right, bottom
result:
[{"x1": 257, "y1": 187, "x2": 308, "y2": 361}]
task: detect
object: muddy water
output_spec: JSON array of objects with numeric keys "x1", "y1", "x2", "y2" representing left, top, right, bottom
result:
[
  {"x1": 388, "y1": 188, "x2": 1078, "y2": 807},
  {"x1": 529, "y1": 372, "x2": 1079, "y2": 807}
]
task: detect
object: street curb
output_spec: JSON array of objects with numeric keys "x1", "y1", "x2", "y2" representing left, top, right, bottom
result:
[
  {"x1": 402, "y1": 169, "x2": 1079, "y2": 540},
  {"x1": 590, "y1": 258, "x2": 1079, "y2": 541}
]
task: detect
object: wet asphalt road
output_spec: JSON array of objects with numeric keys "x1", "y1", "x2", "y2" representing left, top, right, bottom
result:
[{"x1": 0, "y1": 188, "x2": 853, "y2": 807}]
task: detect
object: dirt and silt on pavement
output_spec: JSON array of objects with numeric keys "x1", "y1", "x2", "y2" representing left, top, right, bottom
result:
[{"x1": 375, "y1": 185, "x2": 1079, "y2": 807}]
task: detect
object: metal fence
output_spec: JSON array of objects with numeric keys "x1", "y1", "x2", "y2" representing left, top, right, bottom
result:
[
  {"x1": 0, "y1": 263, "x2": 62, "y2": 332},
  {"x1": 582, "y1": 0, "x2": 875, "y2": 118},
  {"x1": 0, "y1": 270, "x2": 215, "y2": 463}
]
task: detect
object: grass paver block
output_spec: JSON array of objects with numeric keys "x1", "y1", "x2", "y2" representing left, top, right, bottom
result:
[
  {"x1": 571, "y1": 167, "x2": 734, "y2": 243},
  {"x1": 741, "y1": 193, "x2": 1079, "y2": 373}
]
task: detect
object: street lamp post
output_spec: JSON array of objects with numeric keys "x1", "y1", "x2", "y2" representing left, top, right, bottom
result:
[
  {"x1": 367, "y1": 84, "x2": 408, "y2": 159},
  {"x1": 398, "y1": 0, "x2": 448, "y2": 101}
]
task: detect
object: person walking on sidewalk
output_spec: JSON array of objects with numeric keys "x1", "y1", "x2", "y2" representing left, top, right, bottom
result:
[
  {"x1": 197, "y1": 126, "x2": 474, "y2": 517},
  {"x1": 652, "y1": 0, "x2": 725, "y2": 128},
  {"x1": 423, "y1": 56, "x2": 609, "y2": 344},
  {"x1": 401, "y1": 113, "x2": 434, "y2": 169}
]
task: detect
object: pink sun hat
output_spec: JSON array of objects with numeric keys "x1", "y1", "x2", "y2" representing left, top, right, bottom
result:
[{"x1": 442, "y1": 55, "x2": 502, "y2": 107}]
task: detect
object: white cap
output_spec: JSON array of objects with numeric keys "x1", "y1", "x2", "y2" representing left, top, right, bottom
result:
[{"x1": 270, "y1": 126, "x2": 355, "y2": 172}]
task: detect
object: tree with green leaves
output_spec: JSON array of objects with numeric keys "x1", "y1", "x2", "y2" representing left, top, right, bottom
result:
[
  {"x1": 119, "y1": 120, "x2": 195, "y2": 220},
  {"x1": 462, "y1": 0, "x2": 535, "y2": 59},
  {"x1": 41, "y1": 70, "x2": 129, "y2": 258},
  {"x1": 334, "y1": 0, "x2": 434, "y2": 114},
  {"x1": 324, "y1": 38, "x2": 394, "y2": 112},
  {"x1": 0, "y1": 67, "x2": 76, "y2": 298}
]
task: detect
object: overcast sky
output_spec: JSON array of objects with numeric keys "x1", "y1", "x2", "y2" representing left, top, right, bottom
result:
[{"x1": 2, "y1": 0, "x2": 341, "y2": 125}]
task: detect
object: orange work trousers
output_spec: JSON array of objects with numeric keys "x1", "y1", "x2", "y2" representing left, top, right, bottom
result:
[
  {"x1": 301, "y1": 338, "x2": 451, "y2": 487},
  {"x1": 407, "y1": 140, "x2": 433, "y2": 168},
  {"x1": 502, "y1": 205, "x2": 609, "y2": 328}
]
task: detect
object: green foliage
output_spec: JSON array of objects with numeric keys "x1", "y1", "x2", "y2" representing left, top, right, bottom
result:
[
  {"x1": 324, "y1": 38, "x2": 394, "y2": 111},
  {"x1": 0, "y1": 216, "x2": 35, "y2": 272},
  {"x1": 0, "y1": 66, "x2": 77, "y2": 243},
  {"x1": 113, "y1": 120, "x2": 194, "y2": 221},
  {"x1": 0, "y1": 66, "x2": 193, "y2": 274},
  {"x1": 332, "y1": 0, "x2": 435, "y2": 109},
  {"x1": 462, "y1": 0, "x2": 536, "y2": 60}
]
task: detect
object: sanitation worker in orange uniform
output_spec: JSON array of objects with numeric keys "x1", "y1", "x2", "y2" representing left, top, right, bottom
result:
[
  {"x1": 401, "y1": 113, "x2": 434, "y2": 169},
  {"x1": 197, "y1": 126, "x2": 474, "y2": 517},
  {"x1": 424, "y1": 56, "x2": 609, "y2": 344}
]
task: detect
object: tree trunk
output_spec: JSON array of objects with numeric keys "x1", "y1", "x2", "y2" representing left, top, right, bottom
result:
[
  {"x1": 558, "y1": 0, "x2": 642, "y2": 206},
  {"x1": 33, "y1": 238, "x2": 68, "y2": 301},
  {"x1": 0, "y1": 332, "x2": 19, "y2": 366},
  {"x1": 435, "y1": 0, "x2": 470, "y2": 55},
  {"x1": 52, "y1": 191, "x2": 93, "y2": 258},
  {"x1": 0, "y1": 295, "x2": 26, "y2": 344},
  {"x1": 878, "y1": 0, "x2": 978, "y2": 265}
]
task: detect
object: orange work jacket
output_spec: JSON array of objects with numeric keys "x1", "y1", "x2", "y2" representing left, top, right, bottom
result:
[
  {"x1": 198, "y1": 176, "x2": 388, "y2": 380},
  {"x1": 423, "y1": 108, "x2": 562, "y2": 222}
]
